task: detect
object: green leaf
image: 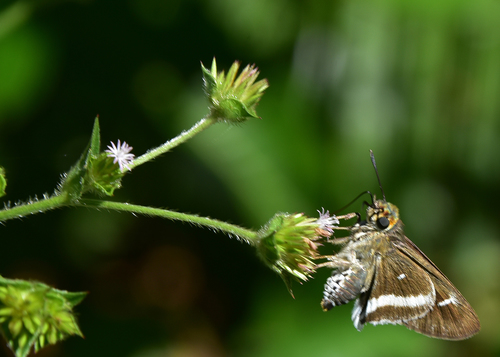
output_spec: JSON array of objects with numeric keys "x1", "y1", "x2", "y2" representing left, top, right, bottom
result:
[
  {"x1": 0, "y1": 167, "x2": 6, "y2": 197},
  {"x1": 89, "y1": 116, "x2": 101, "y2": 158},
  {"x1": 217, "y1": 98, "x2": 259, "y2": 121},
  {"x1": 58, "y1": 117, "x2": 101, "y2": 200},
  {"x1": 201, "y1": 59, "x2": 217, "y2": 99},
  {"x1": 46, "y1": 289, "x2": 87, "y2": 308}
]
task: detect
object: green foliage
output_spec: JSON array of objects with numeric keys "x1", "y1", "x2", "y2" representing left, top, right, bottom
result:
[
  {"x1": 0, "y1": 277, "x2": 86, "y2": 357},
  {"x1": 0, "y1": 58, "x2": 269, "y2": 356},
  {"x1": 59, "y1": 117, "x2": 127, "y2": 198},
  {"x1": 0, "y1": 167, "x2": 6, "y2": 197},
  {"x1": 58, "y1": 117, "x2": 102, "y2": 201}
]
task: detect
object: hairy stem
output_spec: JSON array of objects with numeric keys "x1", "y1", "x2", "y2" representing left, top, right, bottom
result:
[
  {"x1": 0, "y1": 193, "x2": 69, "y2": 223},
  {"x1": 129, "y1": 117, "x2": 217, "y2": 170},
  {"x1": 78, "y1": 199, "x2": 259, "y2": 244}
]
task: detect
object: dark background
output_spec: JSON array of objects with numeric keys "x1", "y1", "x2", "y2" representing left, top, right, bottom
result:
[{"x1": 0, "y1": 0, "x2": 499, "y2": 356}]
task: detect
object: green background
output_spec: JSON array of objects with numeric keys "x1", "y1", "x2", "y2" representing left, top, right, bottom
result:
[{"x1": 0, "y1": 0, "x2": 499, "y2": 356}]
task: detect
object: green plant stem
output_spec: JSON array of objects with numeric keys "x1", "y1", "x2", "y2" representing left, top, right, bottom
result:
[
  {"x1": 128, "y1": 117, "x2": 217, "y2": 170},
  {"x1": 78, "y1": 199, "x2": 259, "y2": 244},
  {"x1": 0, "y1": 193, "x2": 69, "y2": 223}
]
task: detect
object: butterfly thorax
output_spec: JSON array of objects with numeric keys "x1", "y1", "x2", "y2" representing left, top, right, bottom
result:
[
  {"x1": 344, "y1": 200, "x2": 404, "y2": 261},
  {"x1": 320, "y1": 200, "x2": 402, "y2": 309}
]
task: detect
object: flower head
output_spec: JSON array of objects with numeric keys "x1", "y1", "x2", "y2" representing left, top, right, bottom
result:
[
  {"x1": 81, "y1": 139, "x2": 135, "y2": 196},
  {"x1": 201, "y1": 58, "x2": 269, "y2": 123},
  {"x1": 316, "y1": 208, "x2": 339, "y2": 234},
  {"x1": 105, "y1": 140, "x2": 135, "y2": 171},
  {"x1": 256, "y1": 211, "x2": 339, "y2": 296}
]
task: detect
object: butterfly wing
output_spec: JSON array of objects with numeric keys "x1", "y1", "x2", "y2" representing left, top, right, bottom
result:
[
  {"x1": 394, "y1": 236, "x2": 481, "y2": 340},
  {"x1": 352, "y1": 248, "x2": 436, "y2": 330}
]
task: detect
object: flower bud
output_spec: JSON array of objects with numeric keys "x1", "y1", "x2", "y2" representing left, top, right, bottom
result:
[
  {"x1": 201, "y1": 58, "x2": 269, "y2": 123},
  {"x1": 0, "y1": 278, "x2": 86, "y2": 356}
]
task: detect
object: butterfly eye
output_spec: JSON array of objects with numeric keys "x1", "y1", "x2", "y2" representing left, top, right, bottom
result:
[{"x1": 377, "y1": 216, "x2": 389, "y2": 230}]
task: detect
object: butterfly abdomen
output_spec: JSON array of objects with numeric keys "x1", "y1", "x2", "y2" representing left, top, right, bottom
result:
[{"x1": 322, "y1": 266, "x2": 367, "y2": 311}]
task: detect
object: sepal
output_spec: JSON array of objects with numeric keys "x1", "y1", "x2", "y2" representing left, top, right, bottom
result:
[{"x1": 58, "y1": 117, "x2": 101, "y2": 200}]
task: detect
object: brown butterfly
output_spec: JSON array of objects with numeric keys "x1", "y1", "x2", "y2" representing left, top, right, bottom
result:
[{"x1": 320, "y1": 152, "x2": 480, "y2": 340}]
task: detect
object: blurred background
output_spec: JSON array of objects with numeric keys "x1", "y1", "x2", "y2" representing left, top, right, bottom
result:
[{"x1": 0, "y1": 0, "x2": 499, "y2": 356}]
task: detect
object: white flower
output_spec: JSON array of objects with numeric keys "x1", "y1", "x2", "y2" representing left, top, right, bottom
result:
[
  {"x1": 105, "y1": 140, "x2": 135, "y2": 171},
  {"x1": 316, "y1": 208, "x2": 339, "y2": 233}
]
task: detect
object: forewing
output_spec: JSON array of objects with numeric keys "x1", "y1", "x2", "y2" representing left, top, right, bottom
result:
[
  {"x1": 353, "y1": 250, "x2": 435, "y2": 330},
  {"x1": 394, "y1": 236, "x2": 481, "y2": 340}
]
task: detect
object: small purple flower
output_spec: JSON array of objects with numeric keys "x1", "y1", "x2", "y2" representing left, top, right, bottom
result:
[
  {"x1": 105, "y1": 140, "x2": 135, "y2": 171},
  {"x1": 316, "y1": 208, "x2": 339, "y2": 233}
]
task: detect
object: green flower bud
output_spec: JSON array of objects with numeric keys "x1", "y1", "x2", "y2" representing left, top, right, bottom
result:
[
  {"x1": 201, "y1": 58, "x2": 269, "y2": 123},
  {"x1": 0, "y1": 277, "x2": 86, "y2": 357},
  {"x1": 85, "y1": 152, "x2": 125, "y2": 196},
  {"x1": 81, "y1": 139, "x2": 135, "y2": 196}
]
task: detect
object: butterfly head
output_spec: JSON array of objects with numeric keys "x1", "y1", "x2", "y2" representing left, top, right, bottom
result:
[{"x1": 366, "y1": 199, "x2": 400, "y2": 231}]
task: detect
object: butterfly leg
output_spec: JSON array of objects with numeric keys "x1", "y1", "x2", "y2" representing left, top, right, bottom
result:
[
  {"x1": 324, "y1": 236, "x2": 351, "y2": 245},
  {"x1": 315, "y1": 250, "x2": 358, "y2": 269}
]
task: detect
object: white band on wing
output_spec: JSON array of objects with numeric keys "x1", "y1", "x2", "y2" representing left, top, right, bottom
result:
[{"x1": 366, "y1": 291, "x2": 435, "y2": 315}]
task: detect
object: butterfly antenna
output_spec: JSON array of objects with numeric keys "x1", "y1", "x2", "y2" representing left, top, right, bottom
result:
[
  {"x1": 333, "y1": 190, "x2": 372, "y2": 215},
  {"x1": 370, "y1": 150, "x2": 386, "y2": 201}
]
